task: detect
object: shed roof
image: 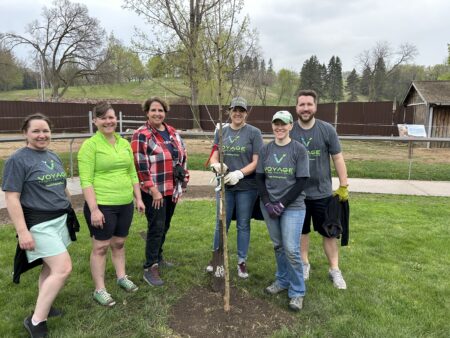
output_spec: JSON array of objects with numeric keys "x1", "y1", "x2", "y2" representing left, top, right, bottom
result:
[{"x1": 402, "y1": 81, "x2": 450, "y2": 106}]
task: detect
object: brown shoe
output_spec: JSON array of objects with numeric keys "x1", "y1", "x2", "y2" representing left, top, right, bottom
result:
[{"x1": 143, "y1": 264, "x2": 164, "y2": 286}]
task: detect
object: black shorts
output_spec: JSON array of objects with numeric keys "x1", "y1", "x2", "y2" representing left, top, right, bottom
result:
[
  {"x1": 84, "y1": 202, "x2": 134, "y2": 241},
  {"x1": 303, "y1": 196, "x2": 333, "y2": 238}
]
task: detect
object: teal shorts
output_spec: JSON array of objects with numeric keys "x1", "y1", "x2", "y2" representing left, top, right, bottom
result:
[{"x1": 26, "y1": 214, "x2": 72, "y2": 263}]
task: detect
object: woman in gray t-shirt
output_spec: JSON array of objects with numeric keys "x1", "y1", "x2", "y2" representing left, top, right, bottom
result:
[
  {"x1": 255, "y1": 110, "x2": 309, "y2": 312},
  {"x1": 2, "y1": 114, "x2": 73, "y2": 337},
  {"x1": 207, "y1": 97, "x2": 264, "y2": 279}
]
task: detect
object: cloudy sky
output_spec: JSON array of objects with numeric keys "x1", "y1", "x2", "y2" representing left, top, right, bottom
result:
[{"x1": 1, "y1": 0, "x2": 449, "y2": 72}]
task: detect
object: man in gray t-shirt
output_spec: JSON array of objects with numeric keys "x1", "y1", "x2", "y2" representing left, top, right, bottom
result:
[{"x1": 289, "y1": 89, "x2": 349, "y2": 290}]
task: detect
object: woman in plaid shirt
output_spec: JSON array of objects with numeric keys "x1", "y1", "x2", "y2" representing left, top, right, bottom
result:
[{"x1": 131, "y1": 97, "x2": 189, "y2": 286}]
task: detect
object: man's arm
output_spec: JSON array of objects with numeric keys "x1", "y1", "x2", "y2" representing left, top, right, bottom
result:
[{"x1": 331, "y1": 152, "x2": 348, "y2": 187}]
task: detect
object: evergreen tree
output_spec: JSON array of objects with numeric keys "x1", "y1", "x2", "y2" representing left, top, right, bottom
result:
[
  {"x1": 299, "y1": 55, "x2": 324, "y2": 97},
  {"x1": 320, "y1": 63, "x2": 328, "y2": 100},
  {"x1": 346, "y1": 68, "x2": 359, "y2": 101},
  {"x1": 327, "y1": 56, "x2": 344, "y2": 102},
  {"x1": 268, "y1": 58, "x2": 274, "y2": 74},
  {"x1": 372, "y1": 56, "x2": 386, "y2": 100},
  {"x1": 359, "y1": 65, "x2": 371, "y2": 97}
]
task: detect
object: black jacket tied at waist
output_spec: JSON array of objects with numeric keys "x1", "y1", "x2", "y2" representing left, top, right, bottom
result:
[{"x1": 13, "y1": 207, "x2": 80, "y2": 284}]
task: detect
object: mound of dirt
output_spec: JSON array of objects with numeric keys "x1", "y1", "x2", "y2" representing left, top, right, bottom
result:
[{"x1": 170, "y1": 286, "x2": 294, "y2": 338}]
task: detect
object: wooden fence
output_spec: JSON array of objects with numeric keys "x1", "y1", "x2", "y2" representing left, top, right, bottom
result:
[{"x1": 0, "y1": 100, "x2": 413, "y2": 136}]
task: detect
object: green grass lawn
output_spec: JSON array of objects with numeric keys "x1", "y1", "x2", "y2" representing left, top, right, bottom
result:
[{"x1": 0, "y1": 195, "x2": 449, "y2": 337}]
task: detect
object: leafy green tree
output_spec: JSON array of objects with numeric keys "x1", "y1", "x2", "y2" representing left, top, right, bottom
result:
[
  {"x1": 124, "y1": 0, "x2": 252, "y2": 129},
  {"x1": 276, "y1": 68, "x2": 299, "y2": 105},
  {"x1": 346, "y1": 68, "x2": 359, "y2": 101},
  {"x1": 448, "y1": 43, "x2": 450, "y2": 65},
  {"x1": 0, "y1": 46, "x2": 23, "y2": 91},
  {"x1": 146, "y1": 55, "x2": 166, "y2": 78}
]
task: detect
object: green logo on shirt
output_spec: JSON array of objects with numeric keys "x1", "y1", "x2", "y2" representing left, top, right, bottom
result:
[
  {"x1": 300, "y1": 137, "x2": 312, "y2": 147},
  {"x1": 273, "y1": 153, "x2": 286, "y2": 164},
  {"x1": 42, "y1": 160, "x2": 55, "y2": 170},
  {"x1": 228, "y1": 135, "x2": 240, "y2": 144}
]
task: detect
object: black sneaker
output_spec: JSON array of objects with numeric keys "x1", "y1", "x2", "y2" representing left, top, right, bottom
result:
[
  {"x1": 47, "y1": 306, "x2": 63, "y2": 318},
  {"x1": 33, "y1": 306, "x2": 63, "y2": 319},
  {"x1": 24, "y1": 315, "x2": 48, "y2": 338}
]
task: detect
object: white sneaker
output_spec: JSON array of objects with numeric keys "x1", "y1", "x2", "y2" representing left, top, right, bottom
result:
[
  {"x1": 265, "y1": 282, "x2": 287, "y2": 295},
  {"x1": 288, "y1": 296, "x2": 304, "y2": 311},
  {"x1": 302, "y1": 262, "x2": 310, "y2": 280},
  {"x1": 329, "y1": 268, "x2": 347, "y2": 289},
  {"x1": 237, "y1": 262, "x2": 249, "y2": 279},
  {"x1": 206, "y1": 261, "x2": 213, "y2": 273}
]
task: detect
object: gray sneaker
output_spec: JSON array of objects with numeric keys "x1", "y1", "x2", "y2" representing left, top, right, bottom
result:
[
  {"x1": 302, "y1": 262, "x2": 310, "y2": 280},
  {"x1": 288, "y1": 296, "x2": 304, "y2": 311},
  {"x1": 265, "y1": 282, "x2": 287, "y2": 295},
  {"x1": 329, "y1": 268, "x2": 347, "y2": 289},
  {"x1": 143, "y1": 264, "x2": 164, "y2": 286}
]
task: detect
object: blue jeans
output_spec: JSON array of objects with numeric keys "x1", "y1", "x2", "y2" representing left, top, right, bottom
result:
[
  {"x1": 261, "y1": 202, "x2": 306, "y2": 298},
  {"x1": 213, "y1": 189, "x2": 258, "y2": 263}
]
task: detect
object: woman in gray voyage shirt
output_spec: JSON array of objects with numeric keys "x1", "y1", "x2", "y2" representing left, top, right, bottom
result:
[
  {"x1": 2, "y1": 114, "x2": 74, "y2": 337},
  {"x1": 207, "y1": 96, "x2": 264, "y2": 278},
  {"x1": 256, "y1": 110, "x2": 309, "y2": 312}
]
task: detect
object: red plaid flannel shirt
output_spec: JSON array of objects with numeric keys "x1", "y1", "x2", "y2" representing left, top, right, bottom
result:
[{"x1": 131, "y1": 122, "x2": 189, "y2": 201}]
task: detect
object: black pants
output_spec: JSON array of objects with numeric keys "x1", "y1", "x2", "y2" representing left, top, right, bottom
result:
[{"x1": 142, "y1": 192, "x2": 176, "y2": 268}]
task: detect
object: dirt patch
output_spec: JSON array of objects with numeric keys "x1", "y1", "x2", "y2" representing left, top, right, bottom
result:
[{"x1": 169, "y1": 286, "x2": 294, "y2": 338}]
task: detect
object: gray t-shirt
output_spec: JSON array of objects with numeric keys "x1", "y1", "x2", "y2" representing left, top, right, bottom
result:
[
  {"x1": 2, "y1": 147, "x2": 70, "y2": 210},
  {"x1": 290, "y1": 119, "x2": 341, "y2": 200},
  {"x1": 256, "y1": 140, "x2": 309, "y2": 209},
  {"x1": 214, "y1": 124, "x2": 264, "y2": 191}
]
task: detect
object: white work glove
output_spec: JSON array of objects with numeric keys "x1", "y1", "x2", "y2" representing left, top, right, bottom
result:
[
  {"x1": 210, "y1": 162, "x2": 228, "y2": 175},
  {"x1": 224, "y1": 170, "x2": 244, "y2": 186}
]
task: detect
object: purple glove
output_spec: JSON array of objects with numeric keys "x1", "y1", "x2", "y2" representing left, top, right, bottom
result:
[
  {"x1": 272, "y1": 201, "x2": 285, "y2": 215},
  {"x1": 264, "y1": 202, "x2": 285, "y2": 218}
]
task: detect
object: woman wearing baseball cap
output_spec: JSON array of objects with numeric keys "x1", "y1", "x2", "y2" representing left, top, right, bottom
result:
[
  {"x1": 255, "y1": 110, "x2": 310, "y2": 311},
  {"x1": 207, "y1": 97, "x2": 264, "y2": 279}
]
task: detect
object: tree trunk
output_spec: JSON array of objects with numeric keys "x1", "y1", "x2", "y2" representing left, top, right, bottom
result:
[{"x1": 190, "y1": 77, "x2": 202, "y2": 130}]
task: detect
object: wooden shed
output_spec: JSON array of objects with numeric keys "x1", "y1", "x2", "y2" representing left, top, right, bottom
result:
[{"x1": 402, "y1": 81, "x2": 450, "y2": 147}]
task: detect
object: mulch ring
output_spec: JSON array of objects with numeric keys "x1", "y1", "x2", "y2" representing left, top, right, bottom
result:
[{"x1": 169, "y1": 286, "x2": 294, "y2": 337}]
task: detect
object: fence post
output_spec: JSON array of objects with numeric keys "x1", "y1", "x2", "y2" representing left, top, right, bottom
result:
[
  {"x1": 334, "y1": 102, "x2": 338, "y2": 131},
  {"x1": 69, "y1": 138, "x2": 75, "y2": 178},
  {"x1": 119, "y1": 111, "x2": 123, "y2": 134},
  {"x1": 89, "y1": 111, "x2": 93, "y2": 134}
]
